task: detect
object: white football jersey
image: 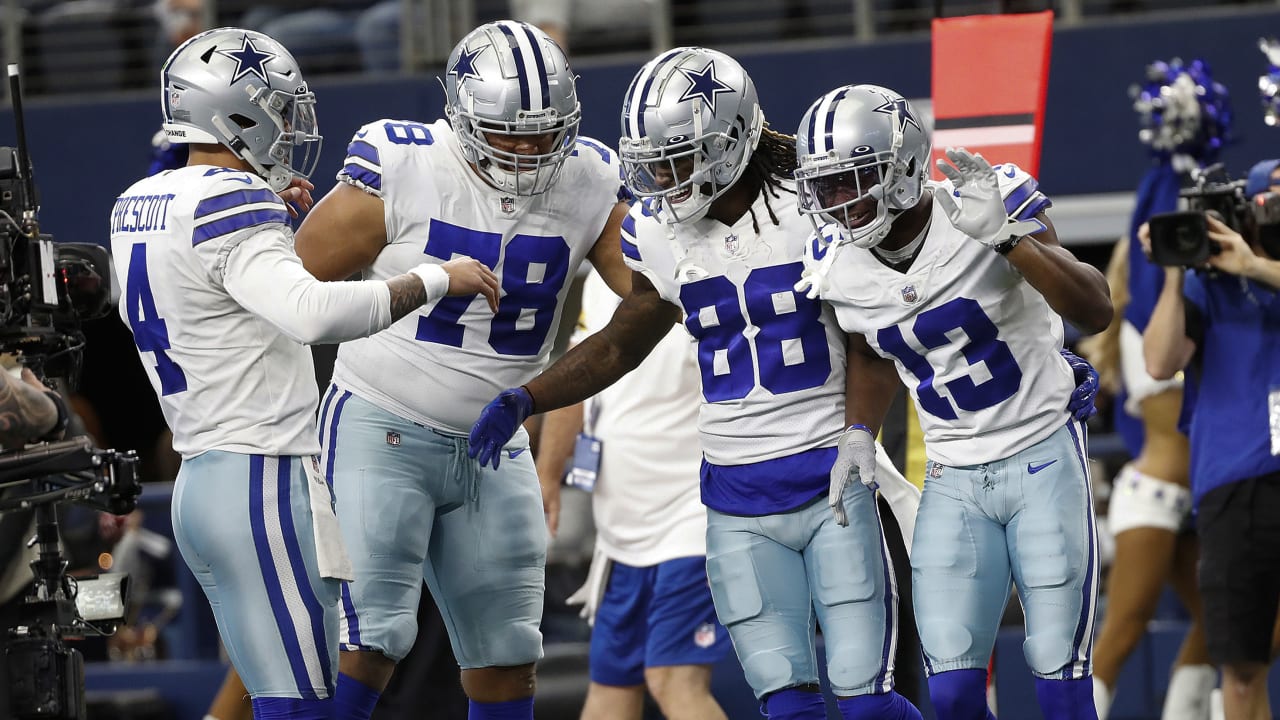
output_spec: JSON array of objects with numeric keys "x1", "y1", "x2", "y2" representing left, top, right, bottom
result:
[
  {"x1": 623, "y1": 184, "x2": 846, "y2": 466},
  {"x1": 811, "y1": 165, "x2": 1074, "y2": 466},
  {"x1": 330, "y1": 120, "x2": 623, "y2": 434},
  {"x1": 576, "y1": 271, "x2": 705, "y2": 566},
  {"x1": 110, "y1": 167, "x2": 322, "y2": 458}
]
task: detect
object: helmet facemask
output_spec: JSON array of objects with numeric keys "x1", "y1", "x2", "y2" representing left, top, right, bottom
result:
[
  {"x1": 218, "y1": 85, "x2": 322, "y2": 192},
  {"x1": 449, "y1": 102, "x2": 581, "y2": 196},
  {"x1": 795, "y1": 99, "x2": 925, "y2": 249},
  {"x1": 620, "y1": 122, "x2": 745, "y2": 224}
]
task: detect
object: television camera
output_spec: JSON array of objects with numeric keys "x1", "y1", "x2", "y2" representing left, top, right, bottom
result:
[
  {"x1": 0, "y1": 64, "x2": 139, "y2": 720},
  {"x1": 1148, "y1": 164, "x2": 1280, "y2": 267}
]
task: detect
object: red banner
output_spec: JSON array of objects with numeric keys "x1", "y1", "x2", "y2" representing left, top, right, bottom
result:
[{"x1": 930, "y1": 11, "x2": 1054, "y2": 178}]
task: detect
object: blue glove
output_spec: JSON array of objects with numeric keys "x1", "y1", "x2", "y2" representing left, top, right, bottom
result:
[
  {"x1": 1060, "y1": 349, "x2": 1099, "y2": 422},
  {"x1": 468, "y1": 387, "x2": 534, "y2": 469}
]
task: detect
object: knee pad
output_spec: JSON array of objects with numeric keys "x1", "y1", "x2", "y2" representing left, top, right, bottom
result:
[
  {"x1": 928, "y1": 668, "x2": 990, "y2": 720},
  {"x1": 1108, "y1": 465, "x2": 1191, "y2": 535}
]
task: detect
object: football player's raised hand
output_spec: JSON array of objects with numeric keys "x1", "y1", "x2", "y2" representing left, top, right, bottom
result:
[
  {"x1": 935, "y1": 148, "x2": 1043, "y2": 249},
  {"x1": 469, "y1": 387, "x2": 534, "y2": 469},
  {"x1": 278, "y1": 177, "x2": 315, "y2": 219},
  {"x1": 442, "y1": 258, "x2": 500, "y2": 312}
]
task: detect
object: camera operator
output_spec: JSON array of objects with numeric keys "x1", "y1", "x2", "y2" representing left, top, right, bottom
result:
[
  {"x1": 0, "y1": 366, "x2": 70, "y2": 710},
  {"x1": 1141, "y1": 160, "x2": 1280, "y2": 720}
]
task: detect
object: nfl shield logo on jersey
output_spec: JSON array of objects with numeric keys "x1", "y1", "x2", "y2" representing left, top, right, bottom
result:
[
  {"x1": 901, "y1": 284, "x2": 918, "y2": 304},
  {"x1": 693, "y1": 622, "x2": 716, "y2": 648},
  {"x1": 500, "y1": 196, "x2": 515, "y2": 214},
  {"x1": 724, "y1": 234, "x2": 739, "y2": 254},
  {"x1": 386, "y1": 431, "x2": 401, "y2": 447}
]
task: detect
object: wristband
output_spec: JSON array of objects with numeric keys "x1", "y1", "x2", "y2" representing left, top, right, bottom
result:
[
  {"x1": 40, "y1": 390, "x2": 69, "y2": 440},
  {"x1": 407, "y1": 264, "x2": 451, "y2": 303},
  {"x1": 993, "y1": 234, "x2": 1022, "y2": 255}
]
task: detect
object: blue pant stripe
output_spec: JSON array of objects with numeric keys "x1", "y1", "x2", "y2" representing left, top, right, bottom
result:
[
  {"x1": 274, "y1": 457, "x2": 334, "y2": 694},
  {"x1": 317, "y1": 384, "x2": 339, "y2": 447},
  {"x1": 323, "y1": 388, "x2": 360, "y2": 647},
  {"x1": 875, "y1": 505, "x2": 896, "y2": 692},
  {"x1": 1064, "y1": 420, "x2": 1097, "y2": 680},
  {"x1": 248, "y1": 455, "x2": 318, "y2": 700}
]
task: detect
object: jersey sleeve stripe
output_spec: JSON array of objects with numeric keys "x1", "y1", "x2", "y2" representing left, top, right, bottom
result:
[
  {"x1": 340, "y1": 163, "x2": 382, "y2": 192},
  {"x1": 1002, "y1": 177, "x2": 1051, "y2": 221},
  {"x1": 346, "y1": 139, "x2": 381, "y2": 168},
  {"x1": 620, "y1": 212, "x2": 643, "y2": 261},
  {"x1": 192, "y1": 207, "x2": 290, "y2": 246},
  {"x1": 194, "y1": 188, "x2": 281, "y2": 219}
]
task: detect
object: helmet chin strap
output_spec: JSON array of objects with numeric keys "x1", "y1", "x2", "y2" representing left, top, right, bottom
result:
[{"x1": 212, "y1": 114, "x2": 288, "y2": 191}]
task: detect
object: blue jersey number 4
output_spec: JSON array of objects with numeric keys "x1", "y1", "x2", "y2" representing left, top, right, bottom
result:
[
  {"x1": 876, "y1": 297, "x2": 1021, "y2": 420},
  {"x1": 124, "y1": 243, "x2": 187, "y2": 395}
]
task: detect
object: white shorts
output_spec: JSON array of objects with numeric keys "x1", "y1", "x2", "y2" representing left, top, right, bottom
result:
[
  {"x1": 1120, "y1": 321, "x2": 1182, "y2": 416},
  {"x1": 1108, "y1": 464, "x2": 1192, "y2": 535}
]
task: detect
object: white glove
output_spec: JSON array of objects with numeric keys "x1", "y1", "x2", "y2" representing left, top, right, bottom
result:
[
  {"x1": 565, "y1": 546, "x2": 612, "y2": 626},
  {"x1": 934, "y1": 148, "x2": 1044, "y2": 249},
  {"x1": 829, "y1": 424, "x2": 878, "y2": 527}
]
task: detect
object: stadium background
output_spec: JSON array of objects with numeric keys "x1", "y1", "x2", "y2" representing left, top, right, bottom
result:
[{"x1": 1, "y1": 1, "x2": 1279, "y2": 718}]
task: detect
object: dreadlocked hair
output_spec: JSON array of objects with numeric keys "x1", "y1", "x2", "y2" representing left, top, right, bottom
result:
[{"x1": 743, "y1": 124, "x2": 799, "y2": 234}]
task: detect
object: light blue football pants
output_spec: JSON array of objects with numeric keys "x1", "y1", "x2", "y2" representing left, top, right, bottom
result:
[
  {"x1": 172, "y1": 451, "x2": 339, "y2": 700},
  {"x1": 705, "y1": 484, "x2": 901, "y2": 699},
  {"x1": 319, "y1": 386, "x2": 546, "y2": 668},
  {"x1": 911, "y1": 420, "x2": 1099, "y2": 680}
]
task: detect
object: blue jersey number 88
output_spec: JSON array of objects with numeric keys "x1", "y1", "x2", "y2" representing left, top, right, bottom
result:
[
  {"x1": 876, "y1": 297, "x2": 1022, "y2": 420},
  {"x1": 415, "y1": 219, "x2": 570, "y2": 356},
  {"x1": 679, "y1": 262, "x2": 831, "y2": 402}
]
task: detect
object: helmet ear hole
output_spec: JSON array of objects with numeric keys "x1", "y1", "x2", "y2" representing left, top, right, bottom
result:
[
  {"x1": 904, "y1": 156, "x2": 917, "y2": 178},
  {"x1": 229, "y1": 113, "x2": 257, "y2": 130}
]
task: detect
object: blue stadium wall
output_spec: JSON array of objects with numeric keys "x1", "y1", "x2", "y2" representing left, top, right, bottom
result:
[{"x1": 2, "y1": 7, "x2": 1280, "y2": 249}]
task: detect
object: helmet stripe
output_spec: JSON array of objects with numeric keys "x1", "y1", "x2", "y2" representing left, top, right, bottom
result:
[
  {"x1": 497, "y1": 22, "x2": 536, "y2": 110},
  {"x1": 627, "y1": 48, "x2": 684, "y2": 139},
  {"x1": 822, "y1": 87, "x2": 852, "y2": 154},
  {"x1": 516, "y1": 22, "x2": 550, "y2": 110}
]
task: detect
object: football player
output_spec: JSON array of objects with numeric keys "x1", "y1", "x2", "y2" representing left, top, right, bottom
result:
[
  {"x1": 110, "y1": 27, "x2": 497, "y2": 720},
  {"x1": 793, "y1": 84, "x2": 1112, "y2": 720},
  {"x1": 291, "y1": 20, "x2": 631, "y2": 720},
  {"x1": 469, "y1": 48, "x2": 925, "y2": 720}
]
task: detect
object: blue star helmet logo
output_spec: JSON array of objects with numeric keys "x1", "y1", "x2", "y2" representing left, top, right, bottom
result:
[
  {"x1": 873, "y1": 95, "x2": 922, "y2": 134},
  {"x1": 678, "y1": 61, "x2": 733, "y2": 113},
  {"x1": 217, "y1": 35, "x2": 278, "y2": 85},
  {"x1": 450, "y1": 45, "x2": 484, "y2": 84}
]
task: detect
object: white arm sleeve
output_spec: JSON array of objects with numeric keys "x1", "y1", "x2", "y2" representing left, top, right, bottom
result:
[{"x1": 222, "y1": 227, "x2": 394, "y2": 345}]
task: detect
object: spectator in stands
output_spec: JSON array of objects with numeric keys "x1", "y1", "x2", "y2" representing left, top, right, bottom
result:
[
  {"x1": 1141, "y1": 159, "x2": 1280, "y2": 720},
  {"x1": 535, "y1": 268, "x2": 730, "y2": 720},
  {"x1": 510, "y1": 0, "x2": 650, "y2": 54},
  {"x1": 240, "y1": 0, "x2": 400, "y2": 74},
  {"x1": 1086, "y1": 58, "x2": 1228, "y2": 720}
]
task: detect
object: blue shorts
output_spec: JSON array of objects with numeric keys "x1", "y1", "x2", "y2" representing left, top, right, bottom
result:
[
  {"x1": 589, "y1": 556, "x2": 731, "y2": 687},
  {"x1": 911, "y1": 420, "x2": 1099, "y2": 679},
  {"x1": 172, "y1": 452, "x2": 339, "y2": 700},
  {"x1": 320, "y1": 385, "x2": 547, "y2": 668}
]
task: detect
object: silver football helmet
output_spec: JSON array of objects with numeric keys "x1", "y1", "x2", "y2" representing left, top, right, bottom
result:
[
  {"x1": 619, "y1": 47, "x2": 764, "y2": 224},
  {"x1": 161, "y1": 27, "x2": 321, "y2": 192},
  {"x1": 794, "y1": 84, "x2": 931, "y2": 248},
  {"x1": 443, "y1": 21, "x2": 581, "y2": 196}
]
